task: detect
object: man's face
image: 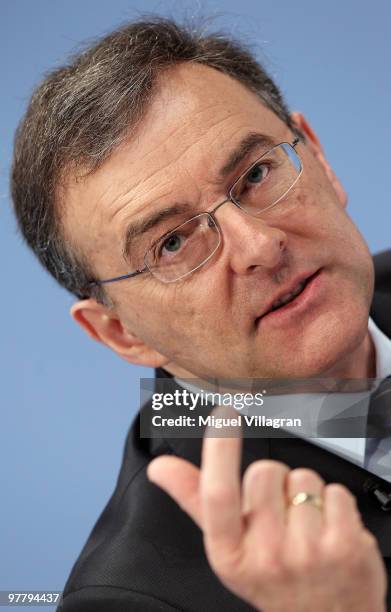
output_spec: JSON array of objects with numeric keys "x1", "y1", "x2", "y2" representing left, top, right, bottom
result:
[{"x1": 65, "y1": 63, "x2": 374, "y2": 379}]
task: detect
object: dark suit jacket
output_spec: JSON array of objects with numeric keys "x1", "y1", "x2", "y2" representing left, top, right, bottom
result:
[{"x1": 59, "y1": 251, "x2": 391, "y2": 612}]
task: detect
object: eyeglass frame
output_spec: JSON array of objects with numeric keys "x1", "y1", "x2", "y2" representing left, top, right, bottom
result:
[{"x1": 87, "y1": 136, "x2": 302, "y2": 289}]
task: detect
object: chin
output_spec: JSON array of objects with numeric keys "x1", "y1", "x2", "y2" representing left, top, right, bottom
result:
[{"x1": 253, "y1": 307, "x2": 371, "y2": 379}]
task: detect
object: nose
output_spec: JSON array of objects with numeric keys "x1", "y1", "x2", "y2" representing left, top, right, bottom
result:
[{"x1": 213, "y1": 200, "x2": 287, "y2": 274}]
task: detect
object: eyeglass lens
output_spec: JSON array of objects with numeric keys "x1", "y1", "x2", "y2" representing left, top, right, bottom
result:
[{"x1": 145, "y1": 143, "x2": 301, "y2": 282}]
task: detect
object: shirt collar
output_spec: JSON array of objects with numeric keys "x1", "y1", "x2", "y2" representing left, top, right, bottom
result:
[{"x1": 368, "y1": 316, "x2": 391, "y2": 378}]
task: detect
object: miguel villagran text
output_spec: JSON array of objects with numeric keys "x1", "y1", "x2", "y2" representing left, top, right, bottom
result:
[{"x1": 151, "y1": 415, "x2": 302, "y2": 429}]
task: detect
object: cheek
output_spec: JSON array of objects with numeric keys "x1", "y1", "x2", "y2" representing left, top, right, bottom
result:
[
  {"x1": 118, "y1": 281, "x2": 210, "y2": 345},
  {"x1": 162, "y1": 282, "x2": 233, "y2": 359},
  {"x1": 168, "y1": 284, "x2": 220, "y2": 331},
  {"x1": 292, "y1": 180, "x2": 348, "y2": 244}
]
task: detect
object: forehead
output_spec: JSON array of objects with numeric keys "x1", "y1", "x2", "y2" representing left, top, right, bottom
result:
[{"x1": 62, "y1": 63, "x2": 287, "y2": 267}]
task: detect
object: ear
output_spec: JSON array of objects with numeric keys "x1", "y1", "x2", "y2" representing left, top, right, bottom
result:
[
  {"x1": 70, "y1": 298, "x2": 170, "y2": 369},
  {"x1": 290, "y1": 111, "x2": 347, "y2": 208}
]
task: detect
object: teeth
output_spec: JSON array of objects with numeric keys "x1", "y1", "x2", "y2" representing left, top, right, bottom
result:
[{"x1": 271, "y1": 281, "x2": 306, "y2": 311}]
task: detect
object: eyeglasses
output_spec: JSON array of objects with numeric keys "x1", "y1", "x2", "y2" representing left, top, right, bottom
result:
[{"x1": 89, "y1": 137, "x2": 302, "y2": 288}]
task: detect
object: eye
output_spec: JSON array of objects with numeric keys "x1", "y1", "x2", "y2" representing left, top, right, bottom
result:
[
  {"x1": 245, "y1": 163, "x2": 269, "y2": 185},
  {"x1": 161, "y1": 233, "x2": 183, "y2": 254}
]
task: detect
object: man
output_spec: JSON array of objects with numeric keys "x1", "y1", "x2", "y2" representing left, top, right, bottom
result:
[{"x1": 11, "y1": 16, "x2": 391, "y2": 611}]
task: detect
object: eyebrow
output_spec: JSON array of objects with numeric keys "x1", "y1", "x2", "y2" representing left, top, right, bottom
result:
[
  {"x1": 122, "y1": 131, "x2": 275, "y2": 261},
  {"x1": 122, "y1": 202, "x2": 194, "y2": 260},
  {"x1": 218, "y1": 132, "x2": 275, "y2": 179}
]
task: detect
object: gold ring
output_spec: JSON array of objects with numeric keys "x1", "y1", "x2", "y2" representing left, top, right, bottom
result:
[{"x1": 289, "y1": 492, "x2": 323, "y2": 510}]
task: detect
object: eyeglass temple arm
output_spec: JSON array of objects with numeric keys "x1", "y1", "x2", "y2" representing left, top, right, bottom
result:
[
  {"x1": 292, "y1": 136, "x2": 300, "y2": 148},
  {"x1": 88, "y1": 266, "x2": 148, "y2": 288}
]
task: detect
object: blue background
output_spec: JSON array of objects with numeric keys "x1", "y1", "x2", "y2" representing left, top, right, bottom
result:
[{"x1": 1, "y1": 0, "x2": 390, "y2": 607}]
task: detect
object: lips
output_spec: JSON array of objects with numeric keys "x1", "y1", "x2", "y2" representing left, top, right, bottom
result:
[
  {"x1": 257, "y1": 270, "x2": 320, "y2": 321},
  {"x1": 269, "y1": 278, "x2": 308, "y2": 311}
]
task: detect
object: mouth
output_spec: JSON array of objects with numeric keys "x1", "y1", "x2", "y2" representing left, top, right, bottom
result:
[{"x1": 255, "y1": 269, "x2": 322, "y2": 325}]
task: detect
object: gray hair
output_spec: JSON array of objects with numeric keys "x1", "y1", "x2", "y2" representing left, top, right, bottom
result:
[{"x1": 11, "y1": 16, "x2": 298, "y2": 305}]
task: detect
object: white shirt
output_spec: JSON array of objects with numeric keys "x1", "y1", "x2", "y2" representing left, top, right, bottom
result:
[{"x1": 312, "y1": 317, "x2": 391, "y2": 466}]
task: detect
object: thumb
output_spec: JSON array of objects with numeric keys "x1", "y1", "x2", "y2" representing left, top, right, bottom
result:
[{"x1": 147, "y1": 455, "x2": 203, "y2": 528}]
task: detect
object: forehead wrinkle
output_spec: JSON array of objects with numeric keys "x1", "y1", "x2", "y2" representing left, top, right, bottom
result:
[
  {"x1": 144, "y1": 88, "x2": 241, "y2": 161},
  {"x1": 103, "y1": 96, "x2": 262, "y2": 229},
  {"x1": 105, "y1": 92, "x2": 246, "y2": 214},
  {"x1": 134, "y1": 115, "x2": 244, "y2": 204},
  {"x1": 106, "y1": 160, "x2": 175, "y2": 223},
  {"x1": 107, "y1": 131, "x2": 220, "y2": 225},
  {"x1": 175, "y1": 109, "x2": 243, "y2": 159},
  {"x1": 105, "y1": 144, "x2": 192, "y2": 225}
]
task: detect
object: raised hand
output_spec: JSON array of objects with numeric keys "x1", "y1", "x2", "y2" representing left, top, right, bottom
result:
[{"x1": 147, "y1": 418, "x2": 386, "y2": 612}]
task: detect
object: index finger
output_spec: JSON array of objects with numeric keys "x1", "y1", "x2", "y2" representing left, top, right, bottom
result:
[{"x1": 200, "y1": 407, "x2": 243, "y2": 555}]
